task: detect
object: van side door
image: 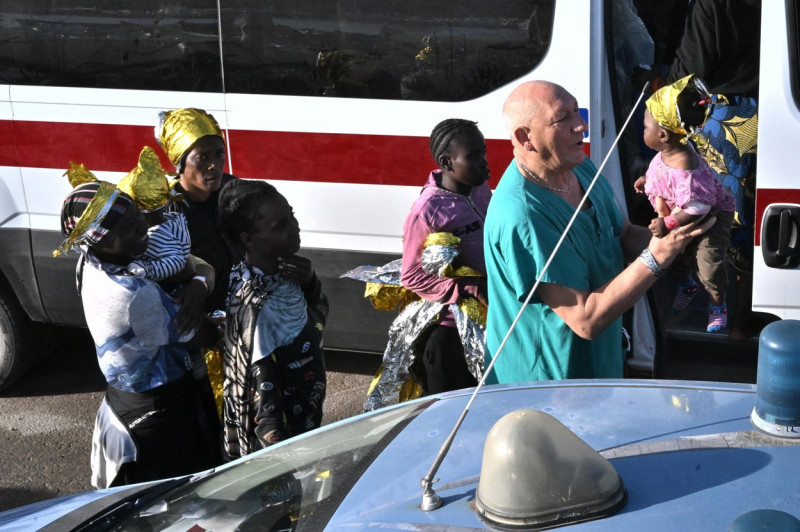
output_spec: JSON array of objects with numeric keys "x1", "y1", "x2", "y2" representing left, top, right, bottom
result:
[{"x1": 752, "y1": 1, "x2": 800, "y2": 319}]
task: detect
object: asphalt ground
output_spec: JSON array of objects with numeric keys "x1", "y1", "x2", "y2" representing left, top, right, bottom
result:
[{"x1": 0, "y1": 326, "x2": 380, "y2": 513}]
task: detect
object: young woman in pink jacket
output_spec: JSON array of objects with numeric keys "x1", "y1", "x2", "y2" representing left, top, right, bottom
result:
[{"x1": 400, "y1": 118, "x2": 491, "y2": 393}]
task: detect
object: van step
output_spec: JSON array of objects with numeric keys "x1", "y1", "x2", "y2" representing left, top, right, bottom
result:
[
  {"x1": 649, "y1": 272, "x2": 759, "y2": 384},
  {"x1": 657, "y1": 326, "x2": 758, "y2": 383}
]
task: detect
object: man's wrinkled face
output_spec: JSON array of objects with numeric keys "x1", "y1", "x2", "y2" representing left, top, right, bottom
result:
[{"x1": 526, "y1": 86, "x2": 587, "y2": 172}]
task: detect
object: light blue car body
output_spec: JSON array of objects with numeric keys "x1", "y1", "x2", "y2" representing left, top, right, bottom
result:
[{"x1": 1, "y1": 379, "x2": 798, "y2": 531}]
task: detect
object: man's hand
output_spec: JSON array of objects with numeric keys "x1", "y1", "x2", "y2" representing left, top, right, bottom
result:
[
  {"x1": 172, "y1": 279, "x2": 207, "y2": 336},
  {"x1": 649, "y1": 215, "x2": 716, "y2": 268},
  {"x1": 278, "y1": 255, "x2": 314, "y2": 287}
]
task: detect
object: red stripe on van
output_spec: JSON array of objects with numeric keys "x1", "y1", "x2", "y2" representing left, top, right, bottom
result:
[
  {"x1": 755, "y1": 189, "x2": 800, "y2": 247},
  {"x1": 0, "y1": 120, "x2": 16, "y2": 163},
  {"x1": 0, "y1": 119, "x2": 521, "y2": 187},
  {"x1": 228, "y1": 129, "x2": 511, "y2": 186},
  {"x1": 0, "y1": 120, "x2": 168, "y2": 172}
]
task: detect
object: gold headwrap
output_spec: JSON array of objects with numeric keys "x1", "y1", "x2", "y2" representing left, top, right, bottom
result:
[
  {"x1": 117, "y1": 146, "x2": 175, "y2": 212},
  {"x1": 157, "y1": 108, "x2": 224, "y2": 168},
  {"x1": 646, "y1": 74, "x2": 711, "y2": 143},
  {"x1": 53, "y1": 181, "x2": 121, "y2": 257},
  {"x1": 63, "y1": 161, "x2": 98, "y2": 187}
]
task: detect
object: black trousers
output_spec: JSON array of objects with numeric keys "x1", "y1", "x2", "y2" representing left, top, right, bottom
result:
[
  {"x1": 107, "y1": 374, "x2": 219, "y2": 487},
  {"x1": 422, "y1": 325, "x2": 477, "y2": 395}
]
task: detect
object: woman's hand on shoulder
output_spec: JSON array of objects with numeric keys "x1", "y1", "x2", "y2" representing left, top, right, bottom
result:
[{"x1": 278, "y1": 255, "x2": 314, "y2": 287}]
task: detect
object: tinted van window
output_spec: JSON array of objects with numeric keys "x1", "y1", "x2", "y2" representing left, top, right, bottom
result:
[
  {"x1": 790, "y1": 0, "x2": 800, "y2": 108},
  {"x1": 0, "y1": 1, "x2": 554, "y2": 101},
  {"x1": 221, "y1": 0, "x2": 555, "y2": 101},
  {"x1": 0, "y1": 1, "x2": 222, "y2": 91}
]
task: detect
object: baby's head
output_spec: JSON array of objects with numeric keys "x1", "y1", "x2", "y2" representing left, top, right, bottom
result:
[
  {"x1": 218, "y1": 180, "x2": 300, "y2": 262},
  {"x1": 117, "y1": 146, "x2": 176, "y2": 225},
  {"x1": 645, "y1": 74, "x2": 710, "y2": 148}
]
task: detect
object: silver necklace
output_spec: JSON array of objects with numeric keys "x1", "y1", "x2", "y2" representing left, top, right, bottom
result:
[{"x1": 518, "y1": 162, "x2": 570, "y2": 193}]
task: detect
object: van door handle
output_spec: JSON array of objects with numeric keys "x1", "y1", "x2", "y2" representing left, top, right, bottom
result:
[{"x1": 762, "y1": 204, "x2": 800, "y2": 268}]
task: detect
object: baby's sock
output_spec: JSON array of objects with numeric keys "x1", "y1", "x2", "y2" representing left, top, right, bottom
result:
[
  {"x1": 707, "y1": 303, "x2": 728, "y2": 332},
  {"x1": 672, "y1": 277, "x2": 699, "y2": 313}
]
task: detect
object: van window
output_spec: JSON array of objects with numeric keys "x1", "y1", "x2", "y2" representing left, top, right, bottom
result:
[
  {"x1": 789, "y1": 0, "x2": 800, "y2": 109},
  {"x1": 221, "y1": 0, "x2": 555, "y2": 101},
  {"x1": 0, "y1": 1, "x2": 555, "y2": 102},
  {"x1": 0, "y1": 1, "x2": 222, "y2": 92}
]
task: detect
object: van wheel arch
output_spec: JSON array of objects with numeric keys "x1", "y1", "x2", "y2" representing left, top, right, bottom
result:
[{"x1": 0, "y1": 281, "x2": 38, "y2": 392}]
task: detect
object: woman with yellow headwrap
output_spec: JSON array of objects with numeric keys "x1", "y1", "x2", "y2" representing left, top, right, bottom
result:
[
  {"x1": 56, "y1": 180, "x2": 222, "y2": 488},
  {"x1": 157, "y1": 108, "x2": 240, "y2": 318},
  {"x1": 157, "y1": 108, "x2": 239, "y2": 445}
]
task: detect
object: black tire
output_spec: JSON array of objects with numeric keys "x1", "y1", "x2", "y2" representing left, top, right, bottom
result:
[{"x1": 0, "y1": 282, "x2": 37, "y2": 392}]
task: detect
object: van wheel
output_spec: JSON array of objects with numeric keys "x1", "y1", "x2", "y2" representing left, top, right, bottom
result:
[{"x1": 0, "y1": 282, "x2": 37, "y2": 392}]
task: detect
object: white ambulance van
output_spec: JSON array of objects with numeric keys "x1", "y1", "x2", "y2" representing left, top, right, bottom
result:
[{"x1": 0, "y1": 0, "x2": 793, "y2": 391}]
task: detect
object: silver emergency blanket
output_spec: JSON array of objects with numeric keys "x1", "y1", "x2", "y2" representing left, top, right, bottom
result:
[
  {"x1": 343, "y1": 258, "x2": 404, "y2": 285},
  {"x1": 421, "y1": 243, "x2": 459, "y2": 276},
  {"x1": 340, "y1": 233, "x2": 486, "y2": 412}
]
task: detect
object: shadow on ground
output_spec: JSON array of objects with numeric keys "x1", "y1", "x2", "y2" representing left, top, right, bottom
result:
[
  {"x1": 3, "y1": 326, "x2": 105, "y2": 398},
  {"x1": 0, "y1": 488, "x2": 59, "y2": 516}
]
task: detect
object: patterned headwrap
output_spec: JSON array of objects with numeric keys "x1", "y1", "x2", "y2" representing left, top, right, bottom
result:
[
  {"x1": 117, "y1": 146, "x2": 179, "y2": 212},
  {"x1": 646, "y1": 74, "x2": 710, "y2": 140},
  {"x1": 54, "y1": 181, "x2": 134, "y2": 257},
  {"x1": 156, "y1": 108, "x2": 224, "y2": 172}
]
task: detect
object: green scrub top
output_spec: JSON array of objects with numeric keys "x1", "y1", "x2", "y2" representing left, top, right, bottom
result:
[{"x1": 484, "y1": 157, "x2": 625, "y2": 383}]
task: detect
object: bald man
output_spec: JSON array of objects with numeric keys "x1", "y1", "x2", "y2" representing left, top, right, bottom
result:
[{"x1": 483, "y1": 81, "x2": 713, "y2": 383}]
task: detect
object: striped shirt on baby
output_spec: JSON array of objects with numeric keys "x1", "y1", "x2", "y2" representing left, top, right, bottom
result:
[{"x1": 128, "y1": 211, "x2": 191, "y2": 281}]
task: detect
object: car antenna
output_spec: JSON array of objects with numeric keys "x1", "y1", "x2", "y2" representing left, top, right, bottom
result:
[{"x1": 420, "y1": 82, "x2": 652, "y2": 512}]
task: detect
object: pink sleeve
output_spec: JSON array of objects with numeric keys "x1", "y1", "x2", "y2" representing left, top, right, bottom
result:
[
  {"x1": 673, "y1": 168, "x2": 715, "y2": 214},
  {"x1": 644, "y1": 156, "x2": 677, "y2": 213},
  {"x1": 400, "y1": 209, "x2": 463, "y2": 305}
]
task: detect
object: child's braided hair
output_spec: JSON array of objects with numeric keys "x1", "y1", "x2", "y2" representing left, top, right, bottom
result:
[{"x1": 429, "y1": 118, "x2": 479, "y2": 164}]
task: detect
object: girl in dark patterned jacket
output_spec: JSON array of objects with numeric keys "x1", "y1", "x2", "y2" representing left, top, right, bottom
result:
[{"x1": 218, "y1": 179, "x2": 328, "y2": 461}]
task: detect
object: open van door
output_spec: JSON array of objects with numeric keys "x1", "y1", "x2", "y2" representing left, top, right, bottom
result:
[{"x1": 752, "y1": 2, "x2": 800, "y2": 318}]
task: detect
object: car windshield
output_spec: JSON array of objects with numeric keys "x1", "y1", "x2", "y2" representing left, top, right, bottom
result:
[{"x1": 108, "y1": 398, "x2": 434, "y2": 531}]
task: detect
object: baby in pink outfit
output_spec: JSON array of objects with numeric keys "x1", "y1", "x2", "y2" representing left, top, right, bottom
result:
[{"x1": 634, "y1": 75, "x2": 735, "y2": 332}]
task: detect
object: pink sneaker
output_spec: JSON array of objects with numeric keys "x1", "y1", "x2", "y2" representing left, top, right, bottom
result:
[
  {"x1": 707, "y1": 304, "x2": 728, "y2": 332},
  {"x1": 672, "y1": 279, "x2": 699, "y2": 313}
]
